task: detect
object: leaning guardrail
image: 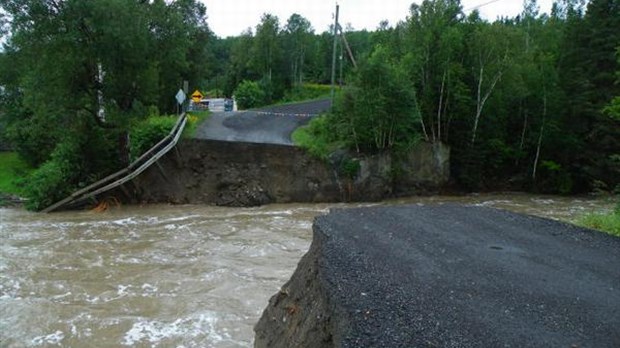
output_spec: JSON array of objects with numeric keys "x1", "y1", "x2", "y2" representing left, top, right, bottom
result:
[{"x1": 41, "y1": 113, "x2": 188, "y2": 213}]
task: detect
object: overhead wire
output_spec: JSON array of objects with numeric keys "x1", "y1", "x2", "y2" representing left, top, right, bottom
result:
[{"x1": 463, "y1": 0, "x2": 505, "y2": 13}]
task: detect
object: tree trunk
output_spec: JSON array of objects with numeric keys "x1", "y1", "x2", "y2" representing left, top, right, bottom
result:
[
  {"x1": 416, "y1": 88, "x2": 430, "y2": 142},
  {"x1": 437, "y1": 69, "x2": 447, "y2": 142},
  {"x1": 442, "y1": 85, "x2": 451, "y2": 142},
  {"x1": 532, "y1": 89, "x2": 547, "y2": 180},
  {"x1": 471, "y1": 65, "x2": 502, "y2": 145},
  {"x1": 519, "y1": 105, "x2": 528, "y2": 150}
]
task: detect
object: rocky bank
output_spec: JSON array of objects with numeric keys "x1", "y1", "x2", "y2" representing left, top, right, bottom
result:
[{"x1": 255, "y1": 204, "x2": 620, "y2": 347}]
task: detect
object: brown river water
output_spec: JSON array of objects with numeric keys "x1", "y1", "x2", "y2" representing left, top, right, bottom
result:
[{"x1": 0, "y1": 194, "x2": 615, "y2": 347}]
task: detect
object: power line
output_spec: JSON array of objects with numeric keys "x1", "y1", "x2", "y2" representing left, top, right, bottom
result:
[{"x1": 463, "y1": 0, "x2": 505, "y2": 13}]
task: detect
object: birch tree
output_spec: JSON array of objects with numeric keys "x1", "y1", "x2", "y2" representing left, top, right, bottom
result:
[
  {"x1": 404, "y1": 0, "x2": 465, "y2": 144},
  {"x1": 468, "y1": 23, "x2": 510, "y2": 145},
  {"x1": 284, "y1": 14, "x2": 314, "y2": 86}
]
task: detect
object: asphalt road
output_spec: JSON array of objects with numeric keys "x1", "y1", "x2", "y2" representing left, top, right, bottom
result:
[
  {"x1": 315, "y1": 204, "x2": 620, "y2": 347},
  {"x1": 194, "y1": 99, "x2": 331, "y2": 145}
]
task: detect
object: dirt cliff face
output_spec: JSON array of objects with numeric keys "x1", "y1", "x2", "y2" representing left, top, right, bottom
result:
[
  {"x1": 254, "y1": 228, "x2": 335, "y2": 348},
  {"x1": 122, "y1": 139, "x2": 449, "y2": 206}
]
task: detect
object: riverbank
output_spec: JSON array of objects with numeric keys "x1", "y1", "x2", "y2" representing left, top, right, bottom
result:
[
  {"x1": 0, "y1": 192, "x2": 26, "y2": 207},
  {"x1": 120, "y1": 138, "x2": 450, "y2": 207},
  {"x1": 255, "y1": 204, "x2": 620, "y2": 347}
]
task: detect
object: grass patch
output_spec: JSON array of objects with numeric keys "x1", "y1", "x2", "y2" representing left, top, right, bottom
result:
[
  {"x1": 184, "y1": 111, "x2": 210, "y2": 138},
  {"x1": 576, "y1": 201, "x2": 620, "y2": 237},
  {"x1": 0, "y1": 152, "x2": 33, "y2": 195},
  {"x1": 291, "y1": 116, "x2": 344, "y2": 159}
]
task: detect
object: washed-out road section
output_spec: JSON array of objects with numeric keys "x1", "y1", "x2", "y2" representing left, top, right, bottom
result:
[
  {"x1": 255, "y1": 204, "x2": 620, "y2": 347},
  {"x1": 194, "y1": 99, "x2": 331, "y2": 145}
]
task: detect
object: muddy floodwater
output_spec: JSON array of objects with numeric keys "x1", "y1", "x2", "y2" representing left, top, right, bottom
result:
[{"x1": 0, "y1": 194, "x2": 615, "y2": 347}]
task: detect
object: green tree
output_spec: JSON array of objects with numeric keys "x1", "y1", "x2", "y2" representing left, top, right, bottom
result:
[
  {"x1": 403, "y1": 0, "x2": 466, "y2": 143},
  {"x1": 0, "y1": 0, "x2": 213, "y2": 209},
  {"x1": 331, "y1": 46, "x2": 421, "y2": 152},
  {"x1": 467, "y1": 22, "x2": 512, "y2": 145},
  {"x1": 225, "y1": 30, "x2": 257, "y2": 94},
  {"x1": 249, "y1": 14, "x2": 287, "y2": 103},
  {"x1": 283, "y1": 14, "x2": 314, "y2": 86},
  {"x1": 234, "y1": 80, "x2": 265, "y2": 109},
  {"x1": 556, "y1": 0, "x2": 620, "y2": 190}
]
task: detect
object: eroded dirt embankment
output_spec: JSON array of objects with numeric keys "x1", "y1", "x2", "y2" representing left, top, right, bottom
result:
[
  {"x1": 254, "y1": 226, "x2": 335, "y2": 347},
  {"x1": 119, "y1": 139, "x2": 449, "y2": 206},
  {"x1": 255, "y1": 205, "x2": 620, "y2": 348}
]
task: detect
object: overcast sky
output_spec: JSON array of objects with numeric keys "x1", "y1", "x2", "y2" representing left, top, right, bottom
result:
[{"x1": 203, "y1": 0, "x2": 555, "y2": 38}]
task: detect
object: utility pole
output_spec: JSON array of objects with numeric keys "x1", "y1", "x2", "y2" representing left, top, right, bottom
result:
[
  {"x1": 330, "y1": 4, "x2": 340, "y2": 103},
  {"x1": 339, "y1": 26, "x2": 357, "y2": 69},
  {"x1": 339, "y1": 45, "x2": 343, "y2": 87},
  {"x1": 183, "y1": 80, "x2": 189, "y2": 113}
]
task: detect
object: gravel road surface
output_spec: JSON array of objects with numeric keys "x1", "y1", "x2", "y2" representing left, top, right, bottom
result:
[
  {"x1": 313, "y1": 204, "x2": 620, "y2": 347},
  {"x1": 194, "y1": 99, "x2": 331, "y2": 145}
]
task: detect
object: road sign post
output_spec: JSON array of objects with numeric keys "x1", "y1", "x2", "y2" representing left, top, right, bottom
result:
[{"x1": 175, "y1": 89, "x2": 186, "y2": 115}]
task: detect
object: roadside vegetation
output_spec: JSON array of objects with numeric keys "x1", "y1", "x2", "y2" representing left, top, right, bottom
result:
[
  {"x1": 129, "y1": 116, "x2": 179, "y2": 160},
  {"x1": 129, "y1": 110, "x2": 209, "y2": 160},
  {"x1": 0, "y1": 152, "x2": 32, "y2": 196},
  {"x1": 292, "y1": 116, "x2": 343, "y2": 159},
  {"x1": 184, "y1": 111, "x2": 211, "y2": 138},
  {"x1": 576, "y1": 201, "x2": 620, "y2": 237},
  {"x1": 234, "y1": 82, "x2": 331, "y2": 110},
  {"x1": 0, "y1": 0, "x2": 618, "y2": 210}
]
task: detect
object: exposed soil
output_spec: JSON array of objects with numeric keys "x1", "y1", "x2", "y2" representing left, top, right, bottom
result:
[{"x1": 123, "y1": 139, "x2": 449, "y2": 207}]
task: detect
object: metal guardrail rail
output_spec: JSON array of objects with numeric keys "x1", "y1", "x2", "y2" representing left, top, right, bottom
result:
[{"x1": 41, "y1": 113, "x2": 188, "y2": 213}]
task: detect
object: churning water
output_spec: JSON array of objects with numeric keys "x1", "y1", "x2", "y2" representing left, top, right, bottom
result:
[{"x1": 0, "y1": 194, "x2": 615, "y2": 347}]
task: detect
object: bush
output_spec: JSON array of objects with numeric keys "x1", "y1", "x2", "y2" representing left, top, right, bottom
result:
[
  {"x1": 234, "y1": 80, "x2": 265, "y2": 109},
  {"x1": 5, "y1": 113, "x2": 61, "y2": 167},
  {"x1": 292, "y1": 115, "x2": 343, "y2": 159},
  {"x1": 24, "y1": 159, "x2": 68, "y2": 210},
  {"x1": 0, "y1": 152, "x2": 32, "y2": 195},
  {"x1": 130, "y1": 116, "x2": 177, "y2": 159},
  {"x1": 23, "y1": 139, "x2": 84, "y2": 210}
]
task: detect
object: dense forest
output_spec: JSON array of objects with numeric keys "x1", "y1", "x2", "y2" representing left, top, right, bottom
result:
[{"x1": 0, "y1": 0, "x2": 619, "y2": 209}]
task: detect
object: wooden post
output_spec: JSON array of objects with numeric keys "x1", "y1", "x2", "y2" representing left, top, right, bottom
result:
[{"x1": 330, "y1": 4, "x2": 340, "y2": 103}]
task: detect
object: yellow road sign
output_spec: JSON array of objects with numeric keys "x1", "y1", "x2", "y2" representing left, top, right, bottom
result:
[{"x1": 191, "y1": 90, "x2": 203, "y2": 103}]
